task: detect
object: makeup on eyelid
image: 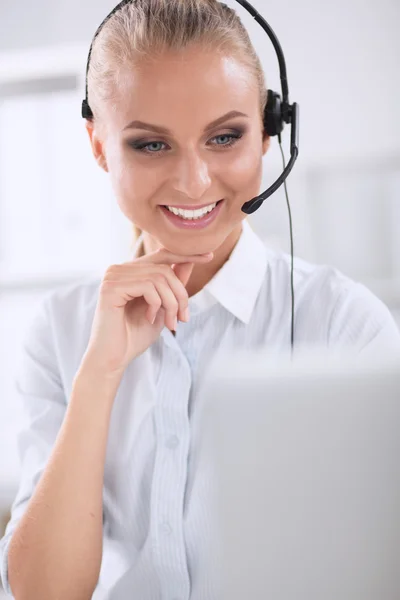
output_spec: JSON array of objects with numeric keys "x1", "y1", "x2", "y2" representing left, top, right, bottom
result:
[{"x1": 126, "y1": 126, "x2": 247, "y2": 154}]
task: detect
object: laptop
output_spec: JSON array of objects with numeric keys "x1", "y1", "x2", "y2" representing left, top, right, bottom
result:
[{"x1": 199, "y1": 348, "x2": 400, "y2": 600}]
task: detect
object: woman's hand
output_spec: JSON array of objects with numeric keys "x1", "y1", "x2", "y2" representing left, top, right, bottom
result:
[{"x1": 80, "y1": 248, "x2": 214, "y2": 376}]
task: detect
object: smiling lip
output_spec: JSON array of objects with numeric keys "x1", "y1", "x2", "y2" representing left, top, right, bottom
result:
[
  {"x1": 160, "y1": 198, "x2": 223, "y2": 230},
  {"x1": 162, "y1": 200, "x2": 223, "y2": 209}
]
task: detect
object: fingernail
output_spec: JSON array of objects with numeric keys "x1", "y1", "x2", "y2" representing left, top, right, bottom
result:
[
  {"x1": 174, "y1": 316, "x2": 178, "y2": 330},
  {"x1": 183, "y1": 307, "x2": 190, "y2": 322}
]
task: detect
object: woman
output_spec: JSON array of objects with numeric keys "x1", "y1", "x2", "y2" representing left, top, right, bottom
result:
[{"x1": 1, "y1": 0, "x2": 399, "y2": 598}]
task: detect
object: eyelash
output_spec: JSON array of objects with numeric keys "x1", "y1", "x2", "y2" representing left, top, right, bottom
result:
[{"x1": 130, "y1": 132, "x2": 244, "y2": 156}]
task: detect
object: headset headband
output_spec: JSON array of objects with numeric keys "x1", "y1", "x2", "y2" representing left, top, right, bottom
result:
[{"x1": 81, "y1": 0, "x2": 299, "y2": 215}]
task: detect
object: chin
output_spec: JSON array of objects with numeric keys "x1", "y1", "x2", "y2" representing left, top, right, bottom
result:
[{"x1": 167, "y1": 240, "x2": 216, "y2": 256}]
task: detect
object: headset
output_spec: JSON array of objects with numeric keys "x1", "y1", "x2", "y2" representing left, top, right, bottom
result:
[{"x1": 81, "y1": 0, "x2": 299, "y2": 354}]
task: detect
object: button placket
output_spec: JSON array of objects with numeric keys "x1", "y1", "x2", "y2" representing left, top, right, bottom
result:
[
  {"x1": 151, "y1": 342, "x2": 192, "y2": 596},
  {"x1": 166, "y1": 435, "x2": 180, "y2": 449},
  {"x1": 160, "y1": 521, "x2": 172, "y2": 536}
]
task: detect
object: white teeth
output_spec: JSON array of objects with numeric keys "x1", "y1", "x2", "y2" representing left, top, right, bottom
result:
[{"x1": 166, "y1": 202, "x2": 217, "y2": 220}]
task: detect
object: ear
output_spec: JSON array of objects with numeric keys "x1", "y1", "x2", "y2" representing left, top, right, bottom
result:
[
  {"x1": 85, "y1": 120, "x2": 109, "y2": 172},
  {"x1": 262, "y1": 132, "x2": 271, "y2": 156}
]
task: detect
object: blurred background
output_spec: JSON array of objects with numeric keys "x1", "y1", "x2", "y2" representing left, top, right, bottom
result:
[{"x1": 0, "y1": 0, "x2": 399, "y2": 593}]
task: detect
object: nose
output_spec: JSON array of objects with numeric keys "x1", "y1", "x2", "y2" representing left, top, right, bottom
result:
[{"x1": 171, "y1": 147, "x2": 212, "y2": 200}]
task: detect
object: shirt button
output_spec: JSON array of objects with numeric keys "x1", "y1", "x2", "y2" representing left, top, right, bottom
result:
[
  {"x1": 166, "y1": 435, "x2": 179, "y2": 449},
  {"x1": 160, "y1": 521, "x2": 172, "y2": 535}
]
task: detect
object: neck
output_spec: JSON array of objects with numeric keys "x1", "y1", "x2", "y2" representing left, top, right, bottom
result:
[{"x1": 140, "y1": 222, "x2": 244, "y2": 297}]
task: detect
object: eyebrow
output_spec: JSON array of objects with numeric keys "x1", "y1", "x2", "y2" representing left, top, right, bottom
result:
[{"x1": 122, "y1": 110, "x2": 249, "y2": 134}]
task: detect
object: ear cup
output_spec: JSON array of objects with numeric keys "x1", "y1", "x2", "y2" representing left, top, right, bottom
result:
[{"x1": 263, "y1": 89, "x2": 284, "y2": 137}]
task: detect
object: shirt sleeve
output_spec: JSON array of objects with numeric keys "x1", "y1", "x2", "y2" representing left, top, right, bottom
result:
[
  {"x1": 0, "y1": 295, "x2": 67, "y2": 596},
  {"x1": 328, "y1": 280, "x2": 400, "y2": 359}
]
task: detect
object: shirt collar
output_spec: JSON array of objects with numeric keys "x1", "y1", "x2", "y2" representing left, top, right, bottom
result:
[
  {"x1": 133, "y1": 219, "x2": 268, "y2": 325},
  {"x1": 189, "y1": 219, "x2": 268, "y2": 323}
]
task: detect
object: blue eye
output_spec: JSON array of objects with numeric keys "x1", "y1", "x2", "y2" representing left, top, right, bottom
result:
[{"x1": 130, "y1": 132, "x2": 243, "y2": 155}]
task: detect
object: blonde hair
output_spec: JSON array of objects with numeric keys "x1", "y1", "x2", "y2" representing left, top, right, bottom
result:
[{"x1": 87, "y1": 0, "x2": 267, "y2": 251}]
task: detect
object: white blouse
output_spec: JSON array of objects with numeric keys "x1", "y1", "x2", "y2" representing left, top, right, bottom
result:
[{"x1": 1, "y1": 219, "x2": 399, "y2": 599}]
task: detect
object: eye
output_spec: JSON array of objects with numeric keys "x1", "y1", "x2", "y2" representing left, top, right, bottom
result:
[
  {"x1": 129, "y1": 131, "x2": 244, "y2": 156},
  {"x1": 212, "y1": 133, "x2": 243, "y2": 148}
]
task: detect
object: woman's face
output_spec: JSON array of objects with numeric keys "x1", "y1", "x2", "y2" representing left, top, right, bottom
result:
[{"x1": 87, "y1": 46, "x2": 270, "y2": 256}]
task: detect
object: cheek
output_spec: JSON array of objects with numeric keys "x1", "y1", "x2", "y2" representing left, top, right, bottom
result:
[
  {"x1": 107, "y1": 141, "x2": 263, "y2": 218},
  {"x1": 107, "y1": 152, "x2": 152, "y2": 218},
  {"x1": 223, "y1": 147, "x2": 263, "y2": 192}
]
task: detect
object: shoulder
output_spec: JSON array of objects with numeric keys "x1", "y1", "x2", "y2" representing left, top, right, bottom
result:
[
  {"x1": 24, "y1": 277, "x2": 102, "y2": 385},
  {"x1": 43, "y1": 276, "x2": 101, "y2": 323},
  {"x1": 262, "y1": 245, "x2": 361, "y2": 312},
  {"x1": 264, "y1": 245, "x2": 353, "y2": 298},
  {"x1": 23, "y1": 276, "x2": 100, "y2": 338},
  {"x1": 262, "y1": 246, "x2": 400, "y2": 353},
  {"x1": 43, "y1": 276, "x2": 102, "y2": 348}
]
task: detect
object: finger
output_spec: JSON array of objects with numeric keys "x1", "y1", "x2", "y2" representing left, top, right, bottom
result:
[
  {"x1": 112, "y1": 280, "x2": 162, "y2": 322},
  {"x1": 164, "y1": 263, "x2": 193, "y2": 321},
  {"x1": 139, "y1": 282, "x2": 163, "y2": 325},
  {"x1": 171, "y1": 263, "x2": 194, "y2": 322},
  {"x1": 105, "y1": 264, "x2": 191, "y2": 323},
  {"x1": 135, "y1": 265, "x2": 190, "y2": 321},
  {"x1": 152, "y1": 279, "x2": 180, "y2": 331}
]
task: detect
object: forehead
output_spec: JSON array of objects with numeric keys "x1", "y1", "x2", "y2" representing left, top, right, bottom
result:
[{"x1": 109, "y1": 49, "x2": 259, "y2": 131}]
